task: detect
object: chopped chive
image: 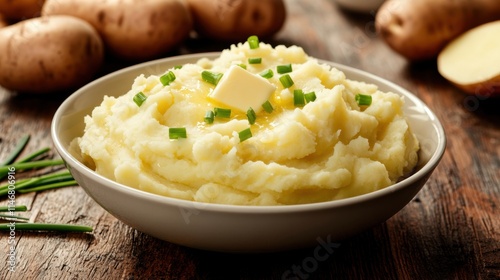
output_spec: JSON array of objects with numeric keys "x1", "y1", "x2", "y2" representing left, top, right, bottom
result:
[
  {"x1": 259, "y1": 69, "x2": 274, "y2": 79},
  {"x1": 160, "y1": 71, "x2": 176, "y2": 86},
  {"x1": 169, "y1": 127, "x2": 187, "y2": 139},
  {"x1": 248, "y1": 57, "x2": 262, "y2": 64},
  {"x1": 294, "y1": 89, "x2": 305, "y2": 107},
  {"x1": 355, "y1": 94, "x2": 372, "y2": 106},
  {"x1": 0, "y1": 223, "x2": 93, "y2": 232},
  {"x1": 238, "y1": 64, "x2": 247, "y2": 69},
  {"x1": 174, "y1": 65, "x2": 183, "y2": 69},
  {"x1": 0, "y1": 205, "x2": 27, "y2": 212},
  {"x1": 214, "y1": 107, "x2": 231, "y2": 118},
  {"x1": 246, "y1": 107, "x2": 257, "y2": 125},
  {"x1": 1, "y1": 135, "x2": 30, "y2": 166},
  {"x1": 133, "y1": 92, "x2": 147, "y2": 107},
  {"x1": 279, "y1": 74, "x2": 294, "y2": 88},
  {"x1": 261, "y1": 100, "x2": 274, "y2": 113},
  {"x1": 247, "y1": 35, "x2": 260, "y2": 49},
  {"x1": 238, "y1": 128, "x2": 252, "y2": 142},
  {"x1": 204, "y1": 110, "x2": 215, "y2": 124},
  {"x1": 277, "y1": 64, "x2": 292, "y2": 74},
  {"x1": 202, "y1": 71, "x2": 223, "y2": 86},
  {"x1": 305, "y1": 91, "x2": 317, "y2": 103}
]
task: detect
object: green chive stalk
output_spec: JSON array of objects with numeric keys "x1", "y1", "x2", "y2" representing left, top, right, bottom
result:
[
  {"x1": 0, "y1": 135, "x2": 30, "y2": 166},
  {"x1": 0, "y1": 223, "x2": 92, "y2": 232}
]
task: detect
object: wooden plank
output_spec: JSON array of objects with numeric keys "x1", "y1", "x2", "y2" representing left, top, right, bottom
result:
[{"x1": 0, "y1": 0, "x2": 498, "y2": 279}]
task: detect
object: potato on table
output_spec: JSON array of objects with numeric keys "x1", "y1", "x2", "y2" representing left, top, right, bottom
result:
[
  {"x1": 0, "y1": 0, "x2": 45, "y2": 21},
  {"x1": 0, "y1": 15, "x2": 104, "y2": 94},
  {"x1": 438, "y1": 21, "x2": 500, "y2": 96},
  {"x1": 376, "y1": 0, "x2": 500, "y2": 61},
  {"x1": 0, "y1": 12, "x2": 7, "y2": 28},
  {"x1": 42, "y1": 0, "x2": 193, "y2": 61},
  {"x1": 186, "y1": 0, "x2": 286, "y2": 41}
]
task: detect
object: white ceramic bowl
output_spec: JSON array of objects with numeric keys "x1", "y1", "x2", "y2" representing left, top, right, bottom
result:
[{"x1": 51, "y1": 53, "x2": 446, "y2": 253}]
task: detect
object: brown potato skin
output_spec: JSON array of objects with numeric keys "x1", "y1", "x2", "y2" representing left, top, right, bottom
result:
[
  {"x1": 0, "y1": 0, "x2": 45, "y2": 20},
  {"x1": 42, "y1": 0, "x2": 193, "y2": 61},
  {"x1": 186, "y1": 0, "x2": 286, "y2": 42},
  {"x1": 453, "y1": 75, "x2": 500, "y2": 96},
  {"x1": 0, "y1": 15, "x2": 104, "y2": 94},
  {"x1": 0, "y1": 12, "x2": 7, "y2": 28},
  {"x1": 375, "y1": 0, "x2": 500, "y2": 61}
]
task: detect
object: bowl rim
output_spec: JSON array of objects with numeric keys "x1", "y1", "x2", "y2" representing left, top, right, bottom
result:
[{"x1": 51, "y1": 52, "x2": 447, "y2": 214}]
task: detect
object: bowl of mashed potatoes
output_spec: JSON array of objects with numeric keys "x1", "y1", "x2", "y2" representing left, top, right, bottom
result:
[{"x1": 51, "y1": 37, "x2": 445, "y2": 252}]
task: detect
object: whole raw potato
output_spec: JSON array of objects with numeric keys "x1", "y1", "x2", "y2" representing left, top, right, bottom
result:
[
  {"x1": 0, "y1": 0, "x2": 45, "y2": 20},
  {"x1": 42, "y1": 0, "x2": 192, "y2": 61},
  {"x1": 186, "y1": 0, "x2": 286, "y2": 41},
  {"x1": 0, "y1": 15, "x2": 104, "y2": 94},
  {"x1": 376, "y1": 0, "x2": 500, "y2": 61}
]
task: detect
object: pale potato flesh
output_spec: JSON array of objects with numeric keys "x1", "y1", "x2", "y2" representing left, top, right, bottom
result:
[{"x1": 438, "y1": 20, "x2": 500, "y2": 94}]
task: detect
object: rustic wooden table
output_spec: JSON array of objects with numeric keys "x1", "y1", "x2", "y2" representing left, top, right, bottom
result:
[{"x1": 1, "y1": 1, "x2": 499, "y2": 279}]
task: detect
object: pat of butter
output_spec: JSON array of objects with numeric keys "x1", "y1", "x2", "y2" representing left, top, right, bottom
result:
[{"x1": 208, "y1": 65, "x2": 276, "y2": 113}]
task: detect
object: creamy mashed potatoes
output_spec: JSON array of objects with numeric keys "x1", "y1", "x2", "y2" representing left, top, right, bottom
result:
[{"x1": 76, "y1": 39, "x2": 419, "y2": 205}]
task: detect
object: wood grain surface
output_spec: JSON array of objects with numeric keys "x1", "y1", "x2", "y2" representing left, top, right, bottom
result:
[{"x1": 1, "y1": 1, "x2": 499, "y2": 279}]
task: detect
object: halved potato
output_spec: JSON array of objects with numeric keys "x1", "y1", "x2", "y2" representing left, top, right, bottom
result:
[
  {"x1": 438, "y1": 20, "x2": 500, "y2": 96},
  {"x1": 376, "y1": 0, "x2": 500, "y2": 61}
]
